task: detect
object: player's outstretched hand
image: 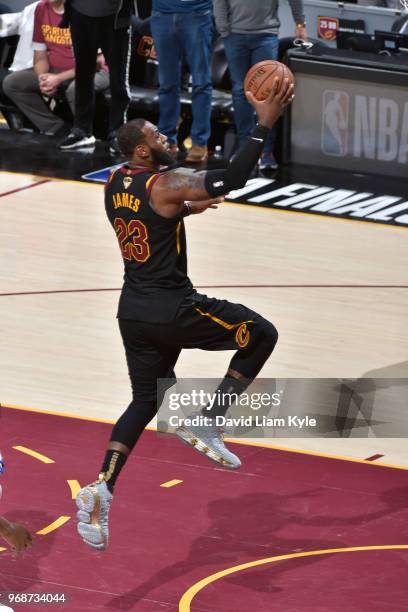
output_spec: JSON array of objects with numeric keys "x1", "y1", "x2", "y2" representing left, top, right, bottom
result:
[
  {"x1": 187, "y1": 196, "x2": 224, "y2": 215},
  {"x1": 246, "y1": 77, "x2": 295, "y2": 129},
  {"x1": 0, "y1": 519, "x2": 33, "y2": 556}
]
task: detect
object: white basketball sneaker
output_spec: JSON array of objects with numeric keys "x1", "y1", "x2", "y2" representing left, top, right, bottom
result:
[
  {"x1": 76, "y1": 478, "x2": 112, "y2": 550},
  {"x1": 175, "y1": 412, "x2": 241, "y2": 469}
]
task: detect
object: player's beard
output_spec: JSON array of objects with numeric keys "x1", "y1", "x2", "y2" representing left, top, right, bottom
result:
[{"x1": 151, "y1": 147, "x2": 175, "y2": 167}]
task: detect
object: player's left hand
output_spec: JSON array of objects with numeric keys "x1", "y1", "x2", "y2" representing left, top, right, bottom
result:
[{"x1": 187, "y1": 196, "x2": 224, "y2": 214}]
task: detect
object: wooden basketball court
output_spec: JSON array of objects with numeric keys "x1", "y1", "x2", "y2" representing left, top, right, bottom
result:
[
  {"x1": 1, "y1": 165, "x2": 408, "y2": 611},
  {"x1": 1, "y1": 169, "x2": 407, "y2": 459}
]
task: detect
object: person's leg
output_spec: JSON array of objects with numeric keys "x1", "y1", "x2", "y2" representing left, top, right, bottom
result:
[
  {"x1": 76, "y1": 319, "x2": 180, "y2": 550},
  {"x1": 0, "y1": 67, "x2": 24, "y2": 130},
  {"x1": 3, "y1": 68, "x2": 64, "y2": 134},
  {"x1": 101, "y1": 25, "x2": 131, "y2": 138},
  {"x1": 251, "y1": 34, "x2": 279, "y2": 162},
  {"x1": 0, "y1": 67, "x2": 11, "y2": 104},
  {"x1": 102, "y1": 323, "x2": 180, "y2": 476},
  {"x1": 223, "y1": 33, "x2": 255, "y2": 149},
  {"x1": 93, "y1": 69, "x2": 110, "y2": 95},
  {"x1": 69, "y1": 69, "x2": 110, "y2": 134},
  {"x1": 181, "y1": 295, "x2": 277, "y2": 408},
  {"x1": 64, "y1": 80, "x2": 75, "y2": 116},
  {"x1": 150, "y1": 12, "x2": 182, "y2": 146},
  {"x1": 160, "y1": 294, "x2": 278, "y2": 467},
  {"x1": 180, "y1": 10, "x2": 213, "y2": 159},
  {"x1": 69, "y1": 8, "x2": 99, "y2": 134}
]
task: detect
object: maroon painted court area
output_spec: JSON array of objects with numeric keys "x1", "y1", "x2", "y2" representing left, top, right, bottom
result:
[{"x1": 0, "y1": 406, "x2": 408, "y2": 611}]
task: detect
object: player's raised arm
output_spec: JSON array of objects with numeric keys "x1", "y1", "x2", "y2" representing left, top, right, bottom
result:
[{"x1": 150, "y1": 77, "x2": 294, "y2": 214}]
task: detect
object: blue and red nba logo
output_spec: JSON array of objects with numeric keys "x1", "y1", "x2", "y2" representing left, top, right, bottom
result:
[{"x1": 321, "y1": 90, "x2": 349, "y2": 156}]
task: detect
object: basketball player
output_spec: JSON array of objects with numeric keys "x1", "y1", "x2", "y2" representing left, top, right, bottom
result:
[
  {"x1": 0, "y1": 452, "x2": 32, "y2": 556},
  {"x1": 76, "y1": 77, "x2": 294, "y2": 550}
]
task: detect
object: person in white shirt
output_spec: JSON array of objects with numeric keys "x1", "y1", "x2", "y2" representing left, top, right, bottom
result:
[{"x1": 0, "y1": 2, "x2": 39, "y2": 128}]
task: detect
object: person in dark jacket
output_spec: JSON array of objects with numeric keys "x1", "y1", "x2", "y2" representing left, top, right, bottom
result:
[{"x1": 58, "y1": 0, "x2": 137, "y2": 153}]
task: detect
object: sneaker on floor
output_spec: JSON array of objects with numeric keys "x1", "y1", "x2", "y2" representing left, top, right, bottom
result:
[
  {"x1": 58, "y1": 128, "x2": 95, "y2": 150},
  {"x1": 109, "y1": 135, "x2": 121, "y2": 155},
  {"x1": 259, "y1": 151, "x2": 278, "y2": 170},
  {"x1": 185, "y1": 145, "x2": 208, "y2": 163},
  {"x1": 175, "y1": 412, "x2": 241, "y2": 469},
  {"x1": 76, "y1": 478, "x2": 112, "y2": 550}
]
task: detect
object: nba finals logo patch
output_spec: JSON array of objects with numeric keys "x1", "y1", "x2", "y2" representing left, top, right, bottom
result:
[
  {"x1": 318, "y1": 16, "x2": 339, "y2": 41},
  {"x1": 123, "y1": 176, "x2": 133, "y2": 190},
  {"x1": 235, "y1": 323, "x2": 250, "y2": 348},
  {"x1": 321, "y1": 90, "x2": 349, "y2": 157}
]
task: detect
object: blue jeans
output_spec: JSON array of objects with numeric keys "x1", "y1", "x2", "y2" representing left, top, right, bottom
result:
[
  {"x1": 150, "y1": 10, "x2": 213, "y2": 147},
  {"x1": 223, "y1": 33, "x2": 279, "y2": 153}
]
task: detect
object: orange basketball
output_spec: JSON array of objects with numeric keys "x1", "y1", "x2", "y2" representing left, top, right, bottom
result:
[{"x1": 244, "y1": 60, "x2": 295, "y2": 101}]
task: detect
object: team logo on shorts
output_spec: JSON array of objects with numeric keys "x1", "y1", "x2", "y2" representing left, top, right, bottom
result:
[{"x1": 235, "y1": 323, "x2": 250, "y2": 348}]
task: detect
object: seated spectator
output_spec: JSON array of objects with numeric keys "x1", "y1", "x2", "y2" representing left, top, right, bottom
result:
[
  {"x1": 0, "y1": 2, "x2": 39, "y2": 128},
  {"x1": 3, "y1": 0, "x2": 109, "y2": 139}
]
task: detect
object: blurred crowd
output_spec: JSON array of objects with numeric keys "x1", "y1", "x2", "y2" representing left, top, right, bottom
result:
[{"x1": 0, "y1": 0, "x2": 308, "y2": 169}]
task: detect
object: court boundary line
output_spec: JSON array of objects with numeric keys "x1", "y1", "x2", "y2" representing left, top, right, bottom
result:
[
  {"x1": 1, "y1": 169, "x2": 407, "y2": 231},
  {"x1": 0, "y1": 178, "x2": 50, "y2": 198},
  {"x1": 0, "y1": 284, "x2": 407, "y2": 298},
  {"x1": 2, "y1": 402, "x2": 408, "y2": 472},
  {"x1": 13, "y1": 445, "x2": 54, "y2": 463},
  {"x1": 178, "y1": 545, "x2": 408, "y2": 612}
]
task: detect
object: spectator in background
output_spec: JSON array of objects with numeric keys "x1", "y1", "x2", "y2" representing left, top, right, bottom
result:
[
  {"x1": 0, "y1": 2, "x2": 39, "y2": 129},
  {"x1": 3, "y1": 0, "x2": 109, "y2": 138},
  {"x1": 58, "y1": 0, "x2": 136, "y2": 153},
  {"x1": 214, "y1": 0, "x2": 308, "y2": 169},
  {"x1": 150, "y1": 0, "x2": 213, "y2": 163}
]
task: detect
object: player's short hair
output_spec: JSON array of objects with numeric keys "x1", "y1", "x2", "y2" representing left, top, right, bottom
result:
[{"x1": 117, "y1": 119, "x2": 147, "y2": 157}]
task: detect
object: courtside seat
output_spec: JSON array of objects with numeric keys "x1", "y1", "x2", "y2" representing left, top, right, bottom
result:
[
  {"x1": 123, "y1": 84, "x2": 233, "y2": 124},
  {"x1": 179, "y1": 88, "x2": 233, "y2": 121}
]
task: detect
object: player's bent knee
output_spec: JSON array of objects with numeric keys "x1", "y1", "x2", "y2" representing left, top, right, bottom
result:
[{"x1": 255, "y1": 317, "x2": 279, "y2": 350}]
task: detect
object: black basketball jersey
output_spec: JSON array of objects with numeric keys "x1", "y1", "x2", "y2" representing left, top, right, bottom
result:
[{"x1": 105, "y1": 165, "x2": 193, "y2": 322}]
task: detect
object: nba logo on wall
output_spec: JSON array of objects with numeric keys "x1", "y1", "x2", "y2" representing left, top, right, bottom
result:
[{"x1": 321, "y1": 90, "x2": 349, "y2": 156}]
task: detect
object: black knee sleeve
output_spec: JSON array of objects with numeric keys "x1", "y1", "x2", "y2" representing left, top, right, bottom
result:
[
  {"x1": 230, "y1": 316, "x2": 278, "y2": 379},
  {"x1": 256, "y1": 317, "x2": 279, "y2": 351}
]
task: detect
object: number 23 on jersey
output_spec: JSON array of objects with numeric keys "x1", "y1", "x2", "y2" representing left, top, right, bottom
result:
[{"x1": 114, "y1": 217, "x2": 151, "y2": 263}]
